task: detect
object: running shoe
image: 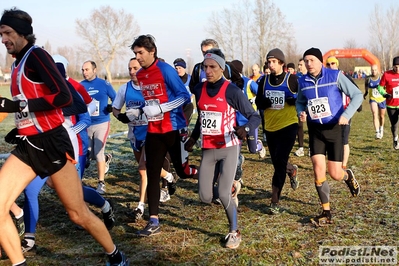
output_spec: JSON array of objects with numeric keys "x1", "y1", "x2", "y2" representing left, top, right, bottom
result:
[
  {"x1": 106, "y1": 251, "x2": 130, "y2": 266},
  {"x1": 167, "y1": 173, "x2": 177, "y2": 196},
  {"x1": 21, "y1": 239, "x2": 37, "y2": 257},
  {"x1": 105, "y1": 153, "x2": 113, "y2": 174},
  {"x1": 159, "y1": 188, "x2": 170, "y2": 203},
  {"x1": 10, "y1": 211, "x2": 25, "y2": 236},
  {"x1": 294, "y1": 147, "x2": 305, "y2": 157},
  {"x1": 310, "y1": 211, "x2": 333, "y2": 227},
  {"x1": 345, "y1": 169, "x2": 360, "y2": 197},
  {"x1": 267, "y1": 203, "x2": 280, "y2": 215},
  {"x1": 257, "y1": 140, "x2": 266, "y2": 159},
  {"x1": 375, "y1": 132, "x2": 382, "y2": 139},
  {"x1": 127, "y1": 208, "x2": 143, "y2": 222},
  {"x1": 136, "y1": 221, "x2": 161, "y2": 237},
  {"x1": 289, "y1": 164, "x2": 299, "y2": 190},
  {"x1": 97, "y1": 181, "x2": 106, "y2": 194},
  {"x1": 394, "y1": 140, "x2": 399, "y2": 150},
  {"x1": 103, "y1": 199, "x2": 116, "y2": 230},
  {"x1": 225, "y1": 230, "x2": 241, "y2": 249}
]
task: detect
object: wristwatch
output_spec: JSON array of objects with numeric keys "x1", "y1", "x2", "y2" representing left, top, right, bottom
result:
[
  {"x1": 19, "y1": 100, "x2": 27, "y2": 111},
  {"x1": 245, "y1": 126, "x2": 250, "y2": 132}
]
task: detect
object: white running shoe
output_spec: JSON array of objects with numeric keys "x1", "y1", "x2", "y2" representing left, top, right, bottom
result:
[
  {"x1": 257, "y1": 140, "x2": 266, "y2": 159},
  {"x1": 96, "y1": 181, "x2": 106, "y2": 194},
  {"x1": 294, "y1": 148, "x2": 305, "y2": 157},
  {"x1": 159, "y1": 188, "x2": 170, "y2": 202}
]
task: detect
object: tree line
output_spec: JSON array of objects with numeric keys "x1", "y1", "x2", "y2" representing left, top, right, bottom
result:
[{"x1": 1, "y1": 2, "x2": 398, "y2": 81}]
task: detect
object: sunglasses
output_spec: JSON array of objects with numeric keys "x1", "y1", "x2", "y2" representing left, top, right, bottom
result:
[{"x1": 326, "y1": 62, "x2": 336, "y2": 66}]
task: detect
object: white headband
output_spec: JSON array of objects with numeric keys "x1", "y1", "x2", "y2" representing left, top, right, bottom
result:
[{"x1": 203, "y1": 53, "x2": 225, "y2": 70}]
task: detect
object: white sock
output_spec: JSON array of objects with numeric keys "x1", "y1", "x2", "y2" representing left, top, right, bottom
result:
[
  {"x1": 137, "y1": 202, "x2": 145, "y2": 212},
  {"x1": 299, "y1": 147, "x2": 304, "y2": 151},
  {"x1": 12, "y1": 259, "x2": 26, "y2": 266},
  {"x1": 164, "y1": 172, "x2": 173, "y2": 182},
  {"x1": 101, "y1": 200, "x2": 110, "y2": 213},
  {"x1": 15, "y1": 209, "x2": 24, "y2": 219},
  {"x1": 395, "y1": 135, "x2": 398, "y2": 141},
  {"x1": 379, "y1": 126, "x2": 383, "y2": 132}
]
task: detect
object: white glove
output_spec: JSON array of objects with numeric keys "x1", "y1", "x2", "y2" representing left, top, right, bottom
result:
[
  {"x1": 126, "y1": 108, "x2": 141, "y2": 121},
  {"x1": 143, "y1": 104, "x2": 162, "y2": 117}
]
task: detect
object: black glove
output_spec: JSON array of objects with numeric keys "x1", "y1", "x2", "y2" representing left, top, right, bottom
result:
[
  {"x1": 384, "y1": 93, "x2": 392, "y2": 99},
  {"x1": 357, "y1": 105, "x2": 362, "y2": 112},
  {"x1": 256, "y1": 97, "x2": 272, "y2": 110},
  {"x1": 0, "y1": 97, "x2": 20, "y2": 113},
  {"x1": 117, "y1": 113, "x2": 131, "y2": 124},
  {"x1": 285, "y1": 97, "x2": 296, "y2": 106},
  {"x1": 105, "y1": 104, "x2": 113, "y2": 113},
  {"x1": 234, "y1": 126, "x2": 248, "y2": 140},
  {"x1": 184, "y1": 137, "x2": 196, "y2": 152},
  {"x1": 5, "y1": 128, "x2": 21, "y2": 145}
]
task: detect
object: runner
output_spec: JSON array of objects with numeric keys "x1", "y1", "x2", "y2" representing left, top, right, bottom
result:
[
  {"x1": 130, "y1": 35, "x2": 191, "y2": 237},
  {"x1": 0, "y1": 8, "x2": 128, "y2": 265},
  {"x1": 296, "y1": 47, "x2": 362, "y2": 227},
  {"x1": 185, "y1": 48, "x2": 260, "y2": 248}
]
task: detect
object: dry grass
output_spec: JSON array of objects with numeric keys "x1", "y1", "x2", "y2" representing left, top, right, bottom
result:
[{"x1": 0, "y1": 81, "x2": 398, "y2": 265}]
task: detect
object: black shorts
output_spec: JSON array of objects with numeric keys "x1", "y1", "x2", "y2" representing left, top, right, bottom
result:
[
  {"x1": 342, "y1": 122, "x2": 351, "y2": 145},
  {"x1": 11, "y1": 126, "x2": 75, "y2": 178},
  {"x1": 307, "y1": 121, "x2": 343, "y2": 162}
]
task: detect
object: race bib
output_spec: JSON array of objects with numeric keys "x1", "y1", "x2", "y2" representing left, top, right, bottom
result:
[
  {"x1": 128, "y1": 108, "x2": 148, "y2": 126},
  {"x1": 146, "y1": 99, "x2": 164, "y2": 121},
  {"x1": 13, "y1": 94, "x2": 34, "y2": 129},
  {"x1": 91, "y1": 99, "x2": 100, "y2": 117},
  {"x1": 200, "y1": 111, "x2": 222, "y2": 135},
  {"x1": 393, "y1": 86, "x2": 399, "y2": 98},
  {"x1": 372, "y1": 88, "x2": 382, "y2": 98},
  {"x1": 308, "y1": 97, "x2": 332, "y2": 120},
  {"x1": 265, "y1": 90, "x2": 285, "y2": 110}
]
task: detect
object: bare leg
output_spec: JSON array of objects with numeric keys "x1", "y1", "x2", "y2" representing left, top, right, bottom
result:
[
  {"x1": 51, "y1": 160, "x2": 115, "y2": 253},
  {"x1": 0, "y1": 155, "x2": 37, "y2": 264}
]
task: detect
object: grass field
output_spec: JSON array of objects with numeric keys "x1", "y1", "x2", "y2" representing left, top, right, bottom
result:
[{"x1": 0, "y1": 81, "x2": 398, "y2": 266}]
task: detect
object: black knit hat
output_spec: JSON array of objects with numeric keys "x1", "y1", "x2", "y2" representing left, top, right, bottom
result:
[
  {"x1": 287, "y1": 63, "x2": 295, "y2": 69},
  {"x1": 230, "y1": 60, "x2": 244, "y2": 74},
  {"x1": 393, "y1": 56, "x2": 399, "y2": 66},
  {"x1": 266, "y1": 48, "x2": 285, "y2": 63},
  {"x1": 303, "y1": 47, "x2": 323, "y2": 63}
]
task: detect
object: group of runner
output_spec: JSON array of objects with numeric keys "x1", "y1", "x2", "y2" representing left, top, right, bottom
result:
[{"x1": 1, "y1": 6, "x2": 399, "y2": 265}]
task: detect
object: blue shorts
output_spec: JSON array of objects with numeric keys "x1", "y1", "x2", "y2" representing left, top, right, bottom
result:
[
  {"x1": 369, "y1": 100, "x2": 386, "y2": 109},
  {"x1": 130, "y1": 138, "x2": 145, "y2": 153}
]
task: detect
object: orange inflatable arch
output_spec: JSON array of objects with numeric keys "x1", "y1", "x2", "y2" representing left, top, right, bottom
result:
[{"x1": 323, "y1": 49, "x2": 381, "y2": 71}]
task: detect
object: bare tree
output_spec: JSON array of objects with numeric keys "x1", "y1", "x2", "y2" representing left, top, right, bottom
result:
[
  {"x1": 55, "y1": 46, "x2": 86, "y2": 80},
  {"x1": 206, "y1": 0, "x2": 295, "y2": 73},
  {"x1": 42, "y1": 40, "x2": 52, "y2": 54},
  {"x1": 368, "y1": 4, "x2": 399, "y2": 71},
  {"x1": 252, "y1": 0, "x2": 294, "y2": 66},
  {"x1": 75, "y1": 6, "x2": 140, "y2": 82}
]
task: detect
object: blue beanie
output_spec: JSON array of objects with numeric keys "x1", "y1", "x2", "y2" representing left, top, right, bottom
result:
[{"x1": 174, "y1": 61, "x2": 186, "y2": 69}]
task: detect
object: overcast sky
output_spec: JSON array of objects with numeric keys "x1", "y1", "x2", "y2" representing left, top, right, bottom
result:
[{"x1": 0, "y1": 0, "x2": 398, "y2": 68}]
